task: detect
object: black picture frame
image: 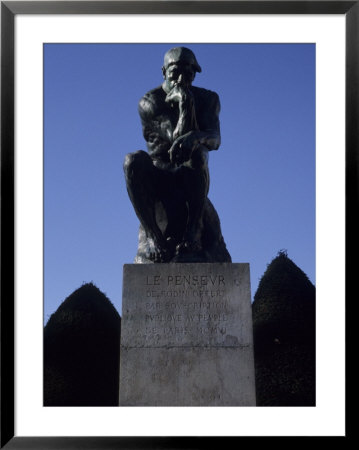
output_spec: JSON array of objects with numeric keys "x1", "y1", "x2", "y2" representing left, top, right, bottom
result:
[{"x1": 1, "y1": 1, "x2": 353, "y2": 447}]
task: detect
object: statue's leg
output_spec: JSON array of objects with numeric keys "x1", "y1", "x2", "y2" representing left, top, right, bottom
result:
[
  {"x1": 160, "y1": 181, "x2": 187, "y2": 245},
  {"x1": 123, "y1": 151, "x2": 167, "y2": 251},
  {"x1": 178, "y1": 146, "x2": 209, "y2": 251}
]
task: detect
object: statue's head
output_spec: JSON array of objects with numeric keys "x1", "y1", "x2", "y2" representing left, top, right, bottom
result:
[{"x1": 162, "y1": 47, "x2": 201, "y2": 92}]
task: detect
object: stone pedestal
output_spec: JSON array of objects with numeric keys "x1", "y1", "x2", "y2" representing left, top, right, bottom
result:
[{"x1": 119, "y1": 263, "x2": 256, "y2": 406}]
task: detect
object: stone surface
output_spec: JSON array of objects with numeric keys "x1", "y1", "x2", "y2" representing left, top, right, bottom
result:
[{"x1": 119, "y1": 263, "x2": 256, "y2": 406}]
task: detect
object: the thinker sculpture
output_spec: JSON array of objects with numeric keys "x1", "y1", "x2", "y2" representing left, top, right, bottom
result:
[{"x1": 124, "y1": 47, "x2": 231, "y2": 264}]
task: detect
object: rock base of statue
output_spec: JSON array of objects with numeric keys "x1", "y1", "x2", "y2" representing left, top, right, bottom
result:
[{"x1": 119, "y1": 263, "x2": 256, "y2": 406}]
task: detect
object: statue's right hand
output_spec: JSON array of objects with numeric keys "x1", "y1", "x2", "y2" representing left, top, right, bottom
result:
[
  {"x1": 165, "y1": 84, "x2": 191, "y2": 105},
  {"x1": 165, "y1": 85, "x2": 183, "y2": 104}
]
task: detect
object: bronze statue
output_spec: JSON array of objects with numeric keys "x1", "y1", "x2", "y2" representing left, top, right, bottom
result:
[{"x1": 124, "y1": 47, "x2": 231, "y2": 263}]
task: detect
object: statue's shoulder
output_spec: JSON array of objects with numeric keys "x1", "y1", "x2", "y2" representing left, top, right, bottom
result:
[
  {"x1": 192, "y1": 86, "x2": 220, "y2": 113},
  {"x1": 138, "y1": 86, "x2": 164, "y2": 118},
  {"x1": 192, "y1": 86, "x2": 219, "y2": 101}
]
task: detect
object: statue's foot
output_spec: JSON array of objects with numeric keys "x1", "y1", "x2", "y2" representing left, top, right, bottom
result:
[
  {"x1": 172, "y1": 238, "x2": 206, "y2": 263},
  {"x1": 148, "y1": 249, "x2": 166, "y2": 263},
  {"x1": 175, "y1": 238, "x2": 202, "y2": 255},
  {"x1": 145, "y1": 237, "x2": 174, "y2": 263}
]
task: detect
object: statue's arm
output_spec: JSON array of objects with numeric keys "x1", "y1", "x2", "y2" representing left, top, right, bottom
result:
[
  {"x1": 168, "y1": 91, "x2": 221, "y2": 164},
  {"x1": 191, "y1": 90, "x2": 221, "y2": 151},
  {"x1": 138, "y1": 94, "x2": 171, "y2": 158}
]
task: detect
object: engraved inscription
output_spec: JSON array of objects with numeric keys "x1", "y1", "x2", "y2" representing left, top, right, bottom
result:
[
  {"x1": 145, "y1": 274, "x2": 225, "y2": 287},
  {"x1": 146, "y1": 289, "x2": 225, "y2": 298},
  {"x1": 123, "y1": 269, "x2": 241, "y2": 344},
  {"x1": 144, "y1": 274, "x2": 226, "y2": 300},
  {"x1": 140, "y1": 295, "x2": 230, "y2": 338}
]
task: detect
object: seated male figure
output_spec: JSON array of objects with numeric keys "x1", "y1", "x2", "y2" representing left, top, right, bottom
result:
[{"x1": 124, "y1": 47, "x2": 230, "y2": 263}]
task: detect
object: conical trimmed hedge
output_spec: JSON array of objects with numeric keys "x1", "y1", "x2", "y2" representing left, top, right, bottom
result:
[
  {"x1": 252, "y1": 251, "x2": 315, "y2": 406},
  {"x1": 44, "y1": 283, "x2": 121, "y2": 406}
]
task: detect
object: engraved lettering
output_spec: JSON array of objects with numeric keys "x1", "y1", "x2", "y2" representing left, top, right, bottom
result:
[
  {"x1": 183, "y1": 275, "x2": 190, "y2": 286},
  {"x1": 146, "y1": 275, "x2": 161, "y2": 285}
]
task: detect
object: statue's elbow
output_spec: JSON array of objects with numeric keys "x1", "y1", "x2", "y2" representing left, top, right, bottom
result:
[
  {"x1": 212, "y1": 136, "x2": 221, "y2": 150},
  {"x1": 201, "y1": 132, "x2": 220, "y2": 150}
]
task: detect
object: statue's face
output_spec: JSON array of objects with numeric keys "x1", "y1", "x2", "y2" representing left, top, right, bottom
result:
[{"x1": 164, "y1": 62, "x2": 196, "y2": 91}]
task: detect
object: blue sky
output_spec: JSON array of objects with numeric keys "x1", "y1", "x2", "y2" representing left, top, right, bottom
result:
[{"x1": 44, "y1": 43, "x2": 315, "y2": 323}]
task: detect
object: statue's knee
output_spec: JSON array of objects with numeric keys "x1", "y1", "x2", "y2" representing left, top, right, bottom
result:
[{"x1": 123, "y1": 150, "x2": 149, "y2": 175}]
